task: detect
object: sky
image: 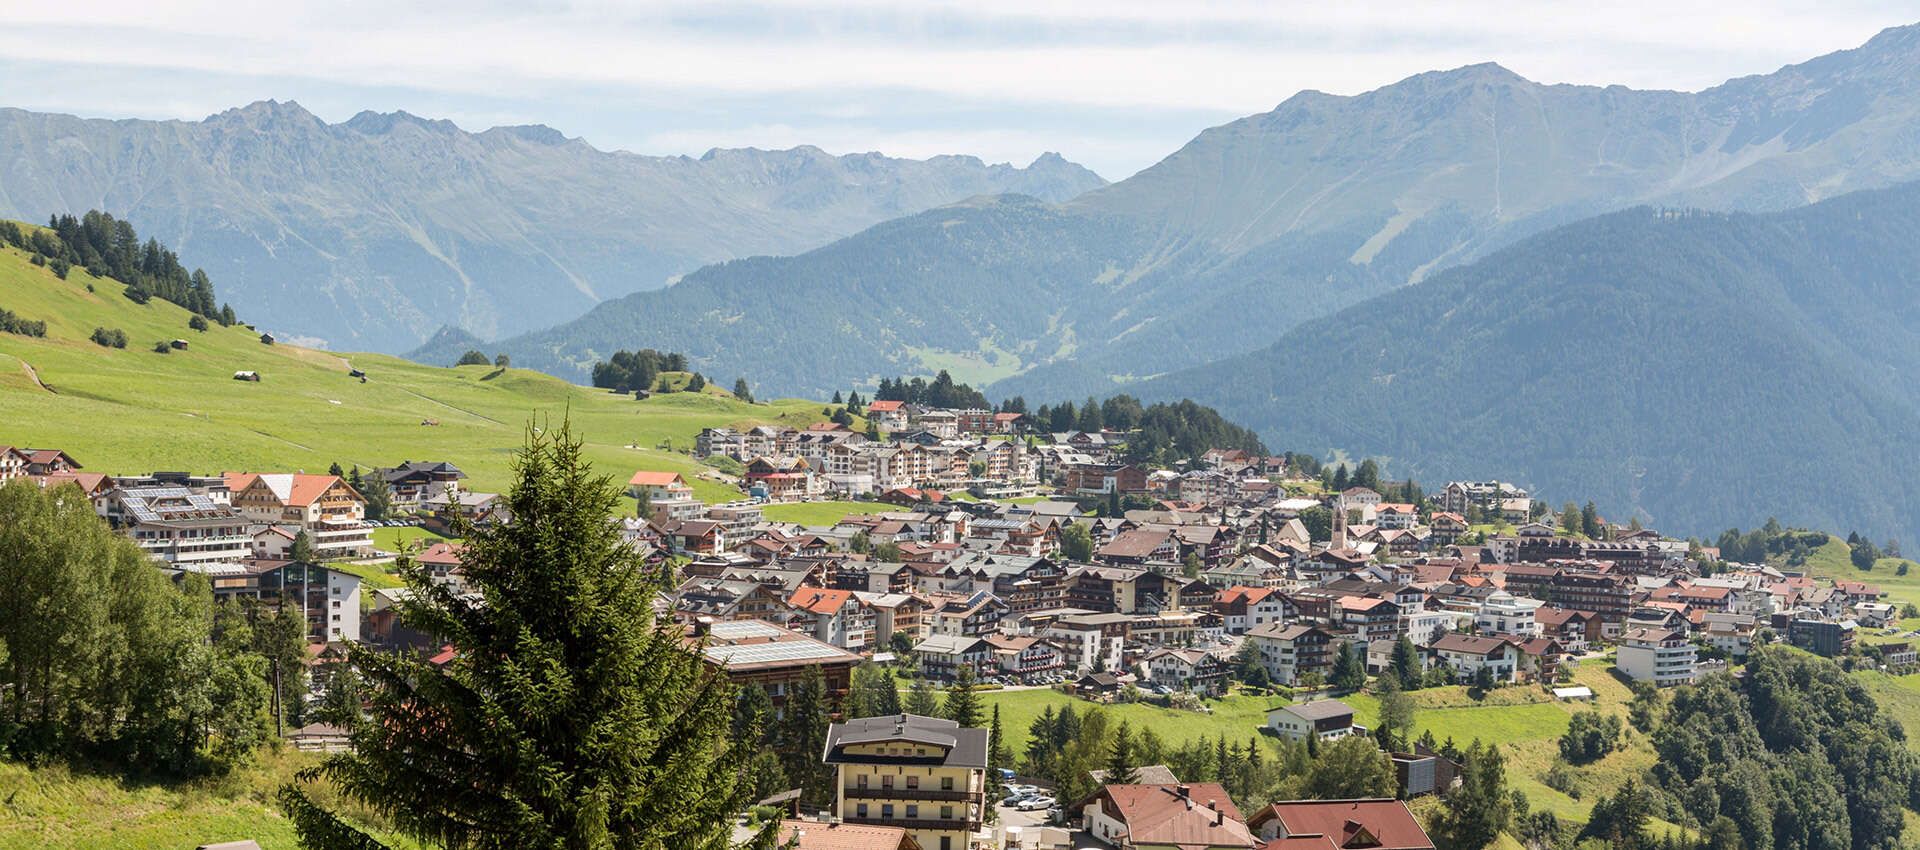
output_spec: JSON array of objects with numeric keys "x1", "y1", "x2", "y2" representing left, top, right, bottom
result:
[{"x1": 1, "y1": 1, "x2": 1915, "y2": 180}]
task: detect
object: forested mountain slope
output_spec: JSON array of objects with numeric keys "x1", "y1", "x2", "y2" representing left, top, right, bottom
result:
[
  {"x1": 477, "y1": 23, "x2": 1920, "y2": 398},
  {"x1": 1142, "y1": 181, "x2": 1920, "y2": 541}
]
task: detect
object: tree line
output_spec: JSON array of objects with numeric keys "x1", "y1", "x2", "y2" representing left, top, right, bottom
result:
[
  {"x1": 0, "y1": 480, "x2": 299, "y2": 779},
  {"x1": 0, "y1": 212, "x2": 237, "y2": 325},
  {"x1": 589, "y1": 347, "x2": 691, "y2": 393}
]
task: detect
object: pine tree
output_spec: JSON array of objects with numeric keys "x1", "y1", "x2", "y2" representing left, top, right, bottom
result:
[
  {"x1": 1390, "y1": 635, "x2": 1421, "y2": 690},
  {"x1": 777, "y1": 666, "x2": 834, "y2": 807},
  {"x1": 1433, "y1": 741, "x2": 1514, "y2": 850},
  {"x1": 289, "y1": 530, "x2": 315, "y2": 564},
  {"x1": 731, "y1": 378, "x2": 753, "y2": 404},
  {"x1": 1107, "y1": 721, "x2": 1140, "y2": 784},
  {"x1": 905, "y1": 678, "x2": 941, "y2": 717},
  {"x1": 943, "y1": 666, "x2": 983, "y2": 728},
  {"x1": 986, "y1": 705, "x2": 1008, "y2": 817},
  {"x1": 277, "y1": 421, "x2": 777, "y2": 850}
]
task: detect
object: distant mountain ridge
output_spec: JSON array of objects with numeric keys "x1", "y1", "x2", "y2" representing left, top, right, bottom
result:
[
  {"x1": 1139, "y1": 181, "x2": 1920, "y2": 542},
  {"x1": 468, "y1": 23, "x2": 1920, "y2": 398},
  {"x1": 0, "y1": 101, "x2": 1106, "y2": 350}
]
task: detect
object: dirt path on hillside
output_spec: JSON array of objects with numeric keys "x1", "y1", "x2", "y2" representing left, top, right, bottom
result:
[{"x1": 19, "y1": 360, "x2": 53, "y2": 393}]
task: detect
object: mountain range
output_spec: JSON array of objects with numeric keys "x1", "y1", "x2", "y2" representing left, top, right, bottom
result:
[
  {"x1": 0, "y1": 102, "x2": 1105, "y2": 349},
  {"x1": 1140, "y1": 182, "x2": 1920, "y2": 540},
  {"x1": 445, "y1": 23, "x2": 1920, "y2": 401}
]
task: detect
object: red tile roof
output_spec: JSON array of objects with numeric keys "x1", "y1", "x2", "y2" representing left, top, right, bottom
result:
[
  {"x1": 789, "y1": 587, "x2": 855, "y2": 615},
  {"x1": 627, "y1": 470, "x2": 685, "y2": 487},
  {"x1": 1249, "y1": 799, "x2": 1434, "y2": 850},
  {"x1": 1094, "y1": 783, "x2": 1252, "y2": 847}
]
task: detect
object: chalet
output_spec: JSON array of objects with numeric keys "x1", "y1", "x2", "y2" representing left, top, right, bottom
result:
[
  {"x1": 744, "y1": 456, "x2": 818, "y2": 502},
  {"x1": 913, "y1": 634, "x2": 994, "y2": 680},
  {"x1": 1215, "y1": 586, "x2": 1288, "y2": 634},
  {"x1": 1141, "y1": 647, "x2": 1229, "y2": 696},
  {"x1": 224, "y1": 472, "x2": 373, "y2": 557},
  {"x1": 1426, "y1": 634, "x2": 1521, "y2": 683},
  {"x1": 787, "y1": 587, "x2": 874, "y2": 651},
  {"x1": 378, "y1": 460, "x2": 466, "y2": 508},
  {"x1": 864, "y1": 400, "x2": 910, "y2": 432},
  {"x1": 983, "y1": 634, "x2": 1065, "y2": 679},
  {"x1": 21, "y1": 448, "x2": 81, "y2": 476},
  {"x1": 1267, "y1": 699, "x2": 1360, "y2": 742},
  {"x1": 1079, "y1": 783, "x2": 1253, "y2": 849},
  {"x1": 1247, "y1": 799, "x2": 1435, "y2": 850},
  {"x1": 1246, "y1": 623, "x2": 1337, "y2": 685},
  {"x1": 0, "y1": 446, "x2": 27, "y2": 482}
]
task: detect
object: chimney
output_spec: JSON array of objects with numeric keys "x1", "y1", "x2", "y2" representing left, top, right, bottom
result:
[{"x1": 1214, "y1": 803, "x2": 1225, "y2": 827}]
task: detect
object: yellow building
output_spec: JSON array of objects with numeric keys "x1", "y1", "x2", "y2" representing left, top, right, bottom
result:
[{"x1": 824, "y1": 714, "x2": 988, "y2": 850}]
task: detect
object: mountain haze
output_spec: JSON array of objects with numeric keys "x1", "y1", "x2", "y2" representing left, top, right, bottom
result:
[
  {"x1": 0, "y1": 102, "x2": 1105, "y2": 349},
  {"x1": 1143, "y1": 182, "x2": 1920, "y2": 541},
  {"x1": 475, "y1": 23, "x2": 1920, "y2": 398}
]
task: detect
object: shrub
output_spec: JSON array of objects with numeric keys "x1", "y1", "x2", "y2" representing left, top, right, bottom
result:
[
  {"x1": 153, "y1": 341, "x2": 172, "y2": 354},
  {"x1": 188, "y1": 315, "x2": 209, "y2": 332},
  {"x1": 91, "y1": 327, "x2": 128, "y2": 348},
  {"x1": 0, "y1": 307, "x2": 48, "y2": 337},
  {"x1": 1558, "y1": 709, "x2": 1623, "y2": 764}
]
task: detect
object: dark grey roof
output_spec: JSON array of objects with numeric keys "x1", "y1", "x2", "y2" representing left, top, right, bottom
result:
[
  {"x1": 1277, "y1": 699, "x2": 1355, "y2": 722},
  {"x1": 824, "y1": 714, "x2": 989, "y2": 768}
]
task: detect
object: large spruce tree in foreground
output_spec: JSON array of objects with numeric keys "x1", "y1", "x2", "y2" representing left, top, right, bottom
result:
[{"x1": 280, "y1": 422, "x2": 774, "y2": 850}]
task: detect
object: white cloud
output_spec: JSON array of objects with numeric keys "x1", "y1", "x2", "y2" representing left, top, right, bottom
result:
[{"x1": 0, "y1": 1, "x2": 1912, "y2": 175}]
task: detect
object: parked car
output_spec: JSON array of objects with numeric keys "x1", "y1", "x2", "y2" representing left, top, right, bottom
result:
[{"x1": 1015, "y1": 796, "x2": 1055, "y2": 811}]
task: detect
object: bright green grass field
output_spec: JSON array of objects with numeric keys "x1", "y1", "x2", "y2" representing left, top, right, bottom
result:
[
  {"x1": 0, "y1": 243, "x2": 834, "y2": 501},
  {"x1": 980, "y1": 689, "x2": 1278, "y2": 754},
  {"x1": 0, "y1": 748, "x2": 426, "y2": 850},
  {"x1": 760, "y1": 500, "x2": 890, "y2": 525}
]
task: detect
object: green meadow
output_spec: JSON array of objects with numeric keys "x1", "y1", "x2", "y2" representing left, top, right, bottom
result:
[{"x1": 0, "y1": 239, "x2": 837, "y2": 502}]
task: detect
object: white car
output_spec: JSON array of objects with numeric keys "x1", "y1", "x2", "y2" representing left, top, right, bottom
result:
[{"x1": 1015, "y1": 796, "x2": 1055, "y2": 811}]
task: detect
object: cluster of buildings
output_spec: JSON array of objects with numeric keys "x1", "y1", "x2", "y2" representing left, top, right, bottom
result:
[
  {"x1": 783, "y1": 710, "x2": 1438, "y2": 850},
  {"x1": 2, "y1": 444, "x2": 505, "y2": 646}
]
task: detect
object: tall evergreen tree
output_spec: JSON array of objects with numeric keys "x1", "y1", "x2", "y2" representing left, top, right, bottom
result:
[
  {"x1": 1433, "y1": 741, "x2": 1514, "y2": 850},
  {"x1": 904, "y1": 678, "x2": 941, "y2": 717},
  {"x1": 277, "y1": 421, "x2": 776, "y2": 850},
  {"x1": 1107, "y1": 721, "x2": 1140, "y2": 784},
  {"x1": 943, "y1": 666, "x2": 984, "y2": 728},
  {"x1": 776, "y1": 666, "x2": 834, "y2": 807}
]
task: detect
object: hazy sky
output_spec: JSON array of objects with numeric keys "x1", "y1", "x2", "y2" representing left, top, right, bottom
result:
[{"x1": 2, "y1": 1, "x2": 1914, "y2": 179}]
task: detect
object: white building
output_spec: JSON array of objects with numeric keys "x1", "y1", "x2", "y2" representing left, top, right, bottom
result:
[
  {"x1": 1475, "y1": 591, "x2": 1542, "y2": 637},
  {"x1": 1616, "y1": 627, "x2": 1697, "y2": 687}
]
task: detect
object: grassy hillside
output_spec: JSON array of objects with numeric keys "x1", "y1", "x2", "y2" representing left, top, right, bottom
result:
[{"x1": 0, "y1": 238, "x2": 838, "y2": 503}]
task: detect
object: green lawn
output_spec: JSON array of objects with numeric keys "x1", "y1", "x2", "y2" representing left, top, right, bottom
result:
[
  {"x1": 0, "y1": 749, "x2": 423, "y2": 850},
  {"x1": 0, "y1": 242, "x2": 838, "y2": 503},
  {"x1": 760, "y1": 501, "x2": 888, "y2": 526},
  {"x1": 369, "y1": 526, "x2": 455, "y2": 553},
  {"x1": 979, "y1": 688, "x2": 1277, "y2": 754}
]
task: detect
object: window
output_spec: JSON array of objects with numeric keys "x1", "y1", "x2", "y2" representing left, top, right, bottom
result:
[
  {"x1": 905, "y1": 776, "x2": 919, "y2": 790},
  {"x1": 941, "y1": 805, "x2": 953, "y2": 819},
  {"x1": 940, "y1": 776, "x2": 954, "y2": 791},
  {"x1": 881, "y1": 804, "x2": 894, "y2": 819},
  {"x1": 856, "y1": 803, "x2": 868, "y2": 818},
  {"x1": 906, "y1": 805, "x2": 918, "y2": 819}
]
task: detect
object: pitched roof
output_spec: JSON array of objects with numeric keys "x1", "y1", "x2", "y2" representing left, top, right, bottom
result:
[
  {"x1": 225, "y1": 472, "x2": 353, "y2": 506},
  {"x1": 1274, "y1": 699, "x2": 1355, "y2": 722},
  {"x1": 1250, "y1": 799, "x2": 1434, "y2": 850},
  {"x1": 1093, "y1": 783, "x2": 1252, "y2": 847},
  {"x1": 627, "y1": 470, "x2": 686, "y2": 487},
  {"x1": 824, "y1": 714, "x2": 988, "y2": 768},
  {"x1": 865, "y1": 400, "x2": 904, "y2": 412},
  {"x1": 789, "y1": 587, "x2": 856, "y2": 615},
  {"x1": 776, "y1": 821, "x2": 916, "y2": 850},
  {"x1": 1429, "y1": 633, "x2": 1513, "y2": 656}
]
